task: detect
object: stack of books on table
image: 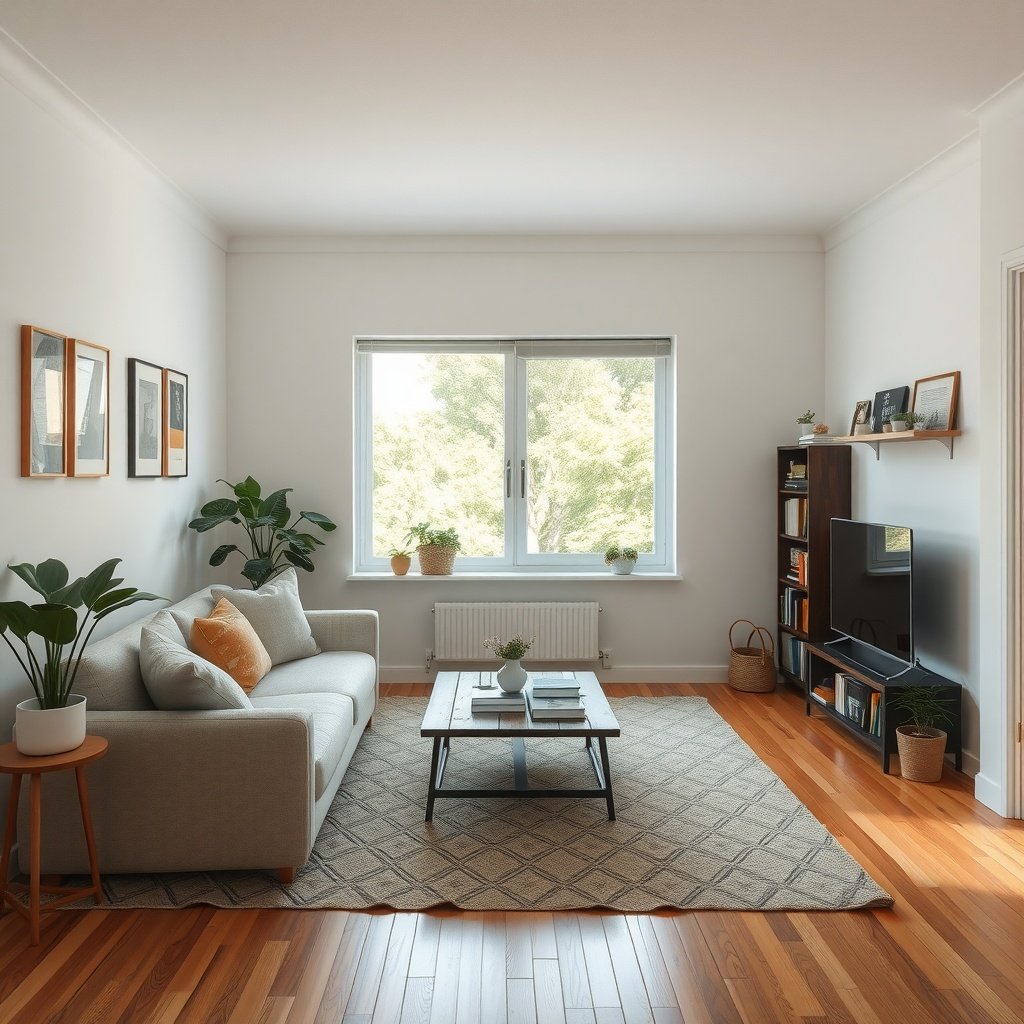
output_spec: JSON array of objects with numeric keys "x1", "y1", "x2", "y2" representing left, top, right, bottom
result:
[
  {"x1": 471, "y1": 686, "x2": 526, "y2": 713},
  {"x1": 526, "y1": 678, "x2": 587, "y2": 720},
  {"x1": 798, "y1": 434, "x2": 843, "y2": 445}
]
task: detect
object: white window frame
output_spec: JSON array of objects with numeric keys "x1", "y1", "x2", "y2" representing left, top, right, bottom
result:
[{"x1": 354, "y1": 336, "x2": 675, "y2": 575}]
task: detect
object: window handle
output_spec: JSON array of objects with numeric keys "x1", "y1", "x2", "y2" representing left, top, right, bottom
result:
[
  {"x1": 505, "y1": 459, "x2": 512, "y2": 499},
  {"x1": 520, "y1": 459, "x2": 526, "y2": 499}
]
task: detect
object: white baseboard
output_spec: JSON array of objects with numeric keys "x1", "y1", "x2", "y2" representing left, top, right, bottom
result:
[
  {"x1": 973, "y1": 772, "x2": 1008, "y2": 816},
  {"x1": 959, "y1": 750, "x2": 981, "y2": 779},
  {"x1": 382, "y1": 664, "x2": 730, "y2": 684}
]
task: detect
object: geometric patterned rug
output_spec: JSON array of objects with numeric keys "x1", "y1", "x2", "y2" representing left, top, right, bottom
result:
[{"x1": 88, "y1": 696, "x2": 893, "y2": 912}]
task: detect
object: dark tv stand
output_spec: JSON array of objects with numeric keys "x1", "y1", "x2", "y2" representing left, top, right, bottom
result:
[
  {"x1": 823, "y1": 636, "x2": 915, "y2": 680},
  {"x1": 805, "y1": 641, "x2": 963, "y2": 775}
]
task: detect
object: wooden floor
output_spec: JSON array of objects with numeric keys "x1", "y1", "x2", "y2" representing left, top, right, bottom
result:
[{"x1": 1, "y1": 682, "x2": 1023, "y2": 1024}]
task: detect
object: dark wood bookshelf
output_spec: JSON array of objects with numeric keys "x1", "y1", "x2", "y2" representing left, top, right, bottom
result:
[{"x1": 775, "y1": 444, "x2": 851, "y2": 690}]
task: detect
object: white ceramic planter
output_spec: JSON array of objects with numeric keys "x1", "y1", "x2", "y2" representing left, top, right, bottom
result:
[
  {"x1": 890, "y1": 421, "x2": 911, "y2": 432},
  {"x1": 610, "y1": 557, "x2": 636, "y2": 575},
  {"x1": 14, "y1": 694, "x2": 87, "y2": 756},
  {"x1": 496, "y1": 660, "x2": 528, "y2": 692}
]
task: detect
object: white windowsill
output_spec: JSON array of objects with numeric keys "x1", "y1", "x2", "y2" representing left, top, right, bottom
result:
[{"x1": 347, "y1": 571, "x2": 683, "y2": 581}]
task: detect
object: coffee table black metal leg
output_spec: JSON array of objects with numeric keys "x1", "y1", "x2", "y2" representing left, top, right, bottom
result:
[
  {"x1": 598, "y1": 737, "x2": 615, "y2": 820},
  {"x1": 425, "y1": 737, "x2": 442, "y2": 822}
]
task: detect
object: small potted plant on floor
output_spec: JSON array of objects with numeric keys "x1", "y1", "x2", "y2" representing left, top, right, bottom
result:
[
  {"x1": 796, "y1": 409, "x2": 815, "y2": 441},
  {"x1": 0, "y1": 558, "x2": 163, "y2": 755},
  {"x1": 405, "y1": 523, "x2": 462, "y2": 575},
  {"x1": 388, "y1": 547, "x2": 412, "y2": 576},
  {"x1": 890, "y1": 686, "x2": 955, "y2": 783},
  {"x1": 604, "y1": 545, "x2": 639, "y2": 575}
]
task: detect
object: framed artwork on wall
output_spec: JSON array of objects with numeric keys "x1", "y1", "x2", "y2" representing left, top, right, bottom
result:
[
  {"x1": 162, "y1": 367, "x2": 188, "y2": 477},
  {"x1": 870, "y1": 386, "x2": 909, "y2": 433},
  {"x1": 127, "y1": 358, "x2": 164, "y2": 477},
  {"x1": 911, "y1": 370, "x2": 960, "y2": 430},
  {"x1": 849, "y1": 399, "x2": 872, "y2": 435},
  {"x1": 68, "y1": 339, "x2": 110, "y2": 477},
  {"x1": 20, "y1": 325, "x2": 68, "y2": 478}
]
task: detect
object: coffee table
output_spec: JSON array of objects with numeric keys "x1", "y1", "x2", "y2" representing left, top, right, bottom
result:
[{"x1": 420, "y1": 670, "x2": 620, "y2": 822}]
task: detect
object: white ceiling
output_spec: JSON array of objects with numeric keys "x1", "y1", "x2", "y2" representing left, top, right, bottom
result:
[{"x1": 2, "y1": 0, "x2": 1023, "y2": 237}]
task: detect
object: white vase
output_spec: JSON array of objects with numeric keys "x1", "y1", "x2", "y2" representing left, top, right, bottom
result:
[
  {"x1": 610, "y1": 557, "x2": 636, "y2": 575},
  {"x1": 496, "y1": 659, "x2": 528, "y2": 692},
  {"x1": 890, "y1": 421, "x2": 910, "y2": 432},
  {"x1": 14, "y1": 694, "x2": 87, "y2": 755}
]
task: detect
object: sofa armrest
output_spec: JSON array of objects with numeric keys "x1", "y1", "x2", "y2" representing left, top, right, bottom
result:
[
  {"x1": 306, "y1": 609, "x2": 380, "y2": 701},
  {"x1": 17, "y1": 709, "x2": 315, "y2": 875}
]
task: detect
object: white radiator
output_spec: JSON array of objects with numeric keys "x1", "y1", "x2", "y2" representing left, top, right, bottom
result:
[{"x1": 433, "y1": 602, "x2": 600, "y2": 661}]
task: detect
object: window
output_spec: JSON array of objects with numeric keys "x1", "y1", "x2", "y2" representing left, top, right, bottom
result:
[{"x1": 354, "y1": 337, "x2": 674, "y2": 573}]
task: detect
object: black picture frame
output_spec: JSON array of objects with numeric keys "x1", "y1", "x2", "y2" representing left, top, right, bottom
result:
[
  {"x1": 870, "y1": 386, "x2": 909, "y2": 433},
  {"x1": 127, "y1": 358, "x2": 164, "y2": 477}
]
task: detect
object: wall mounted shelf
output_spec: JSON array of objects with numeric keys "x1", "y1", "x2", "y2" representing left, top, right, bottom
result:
[{"x1": 831, "y1": 429, "x2": 962, "y2": 460}]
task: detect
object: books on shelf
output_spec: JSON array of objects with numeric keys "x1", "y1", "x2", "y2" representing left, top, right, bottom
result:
[
  {"x1": 780, "y1": 635, "x2": 809, "y2": 681},
  {"x1": 831, "y1": 673, "x2": 880, "y2": 734},
  {"x1": 798, "y1": 434, "x2": 843, "y2": 444},
  {"x1": 785, "y1": 547, "x2": 808, "y2": 586},
  {"x1": 471, "y1": 686, "x2": 526, "y2": 713},
  {"x1": 525, "y1": 687, "x2": 587, "y2": 720},
  {"x1": 784, "y1": 497, "x2": 807, "y2": 538},
  {"x1": 780, "y1": 587, "x2": 808, "y2": 633},
  {"x1": 810, "y1": 678, "x2": 835, "y2": 706},
  {"x1": 530, "y1": 677, "x2": 582, "y2": 699}
]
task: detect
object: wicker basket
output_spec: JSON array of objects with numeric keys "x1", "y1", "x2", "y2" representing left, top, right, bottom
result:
[
  {"x1": 727, "y1": 619, "x2": 777, "y2": 693},
  {"x1": 895, "y1": 726, "x2": 946, "y2": 782},
  {"x1": 417, "y1": 544, "x2": 457, "y2": 575}
]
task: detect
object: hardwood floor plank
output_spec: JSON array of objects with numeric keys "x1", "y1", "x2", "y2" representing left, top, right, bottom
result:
[
  {"x1": 533, "y1": 958, "x2": 566, "y2": 1024},
  {"x1": 506, "y1": 914, "x2": 534, "y2": 979},
  {"x1": 429, "y1": 917, "x2": 462, "y2": 1024},
  {"x1": 456, "y1": 912, "x2": 484, "y2": 1024},
  {"x1": 399, "y1": 977, "x2": 433, "y2": 1024},
  {"x1": 576, "y1": 915, "x2": 620, "y2": 1009},
  {"x1": 508, "y1": 978, "x2": 538, "y2": 1024},
  {"x1": 408, "y1": 914, "x2": 442, "y2": 979},
  {"x1": 648, "y1": 916, "x2": 720, "y2": 1024},
  {"x1": 226, "y1": 940, "x2": 289, "y2": 1024},
  {"x1": 624, "y1": 916, "x2": 677, "y2": 1009},
  {"x1": 552, "y1": 914, "x2": 592, "y2": 1010},
  {"x1": 313, "y1": 910, "x2": 372, "y2": 1024},
  {"x1": 600, "y1": 915, "x2": 655, "y2": 1024},
  {"x1": 564, "y1": 1011, "x2": 597, "y2": 1024},
  {"x1": 285, "y1": 912, "x2": 349, "y2": 1024},
  {"x1": 527, "y1": 913, "x2": 558, "y2": 960},
  {"x1": 481, "y1": 913, "x2": 509, "y2": 1023},
  {"x1": 257, "y1": 996, "x2": 294, "y2": 1024},
  {"x1": 371, "y1": 913, "x2": 418, "y2": 1024}
]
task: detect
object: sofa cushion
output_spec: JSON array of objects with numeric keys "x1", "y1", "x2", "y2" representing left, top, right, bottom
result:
[
  {"x1": 190, "y1": 598, "x2": 272, "y2": 692},
  {"x1": 71, "y1": 591, "x2": 215, "y2": 710},
  {"x1": 249, "y1": 692, "x2": 354, "y2": 799},
  {"x1": 250, "y1": 651, "x2": 376, "y2": 723},
  {"x1": 139, "y1": 626, "x2": 254, "y2": 711},
  {"x1": 211, "y1": 568, "x2": 319, "y2": 666}
]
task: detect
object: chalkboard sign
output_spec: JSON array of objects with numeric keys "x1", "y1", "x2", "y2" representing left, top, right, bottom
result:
[{"x1": 871, "y1": 386, "x2": 909, "y2": 432}]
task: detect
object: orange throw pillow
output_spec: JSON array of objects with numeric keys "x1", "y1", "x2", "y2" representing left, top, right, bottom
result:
[{"x1": 190, "y1": 597, "x2": 272, "y2": 693}]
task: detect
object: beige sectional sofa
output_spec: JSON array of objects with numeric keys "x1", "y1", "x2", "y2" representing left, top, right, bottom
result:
[{"x1": 17, "y1": 586, "x2": 378, "y2": 880}]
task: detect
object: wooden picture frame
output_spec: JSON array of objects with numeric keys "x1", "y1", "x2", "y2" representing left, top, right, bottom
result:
[
  {"x1": 127, "y1": 358, "x2": 164, "y2": 477},
  {"x1": 21, "y1": 325, "x2": 68, "y2": 478},
  {"x1": 162, "y1": 367, "x2": 188, "y2": 477},
  {"x1": 67, "y1": 340, "x2": 110, "y2": 477},
  {"x1": 849, "y1": 399, "x2": 872, "y2": 435},
  {"x1": 911, "y1": 371, "x2": 960, "y2": 430}
]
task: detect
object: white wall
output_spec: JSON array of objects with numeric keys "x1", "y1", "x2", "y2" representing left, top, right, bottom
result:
[
  {"x1": 0, "y1": 49, "x2": 227, "y2": 818},
  {"x1": 226, "y1": 237, "x2": 824, "y2": 680},
  {"x1": 824, "y1": 139, "x2": 982, "y2": 774}
]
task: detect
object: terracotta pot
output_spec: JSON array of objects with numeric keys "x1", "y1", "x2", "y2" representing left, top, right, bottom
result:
[
  {"x1": 14, "y1": 694, "x2": 87, "y2": 755},
  {"x1": 390, "y1": 554, "x2": 411, "y2": 576},
  {"x1": 896, "y1": 725, "x2": 947, "y2": 783}
]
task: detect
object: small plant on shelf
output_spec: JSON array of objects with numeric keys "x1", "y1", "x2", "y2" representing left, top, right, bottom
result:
[
  {"x1": 483, "y1": 633, "x2": 535, "y2": 660},
  {"x1": 796, "y1": 410, "x2": 815, "y2": 425},
  {"x1": 889, "y1": 412, "x2": 925, "y2": 433}
]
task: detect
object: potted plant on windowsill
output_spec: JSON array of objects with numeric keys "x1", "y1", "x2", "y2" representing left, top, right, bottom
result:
[
  {"x1": 604, "y1": 545, "x2": 639, "y2": 575},
  {"x1": 0, "y1": 558, "x2": 163, "y2": 755},
  {"x1": 388, "y1": 547, "x2": 412, "y2": 576},
  {"x1": 405, "y1": 523, "x2": 462, "y2": 575},
  {"x1": 891, "y1": 686, "x2": 955, "y2": 783}
]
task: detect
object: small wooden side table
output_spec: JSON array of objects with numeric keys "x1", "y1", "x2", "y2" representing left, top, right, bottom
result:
[{"x1": 0, "y1": 736, "x2": 108, "y2": 945}]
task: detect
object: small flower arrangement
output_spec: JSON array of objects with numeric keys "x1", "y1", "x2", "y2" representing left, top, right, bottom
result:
[
  {"x1": 604, "y1": 545, "x2": 638, "y2": 565},
  {"x1": 483, "y1": 633, "x2": 535, "y2": 660}
]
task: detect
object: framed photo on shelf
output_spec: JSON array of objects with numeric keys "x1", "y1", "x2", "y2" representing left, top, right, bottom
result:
[
  {"x1": 849, "y1": 399, "x2": 872, "y2": 435},
  {"x1": 127, "y1": 358, "x2": 164, "y2": 477},
  {"x1": 67, "y1": 339, "x2": 110, "y2": 477},
  {"x1": 162, "y1": 367, "x2": 188, "y2": 477},
  {"x1": 20, "y1": 325, "x2": 68, "y2": 478},
  {"x1": 911, "y1": 370, "x2": 960, "y2": 430},
  {"x1": 870, "y1": 386, "x2": 909, "y2": 433}
]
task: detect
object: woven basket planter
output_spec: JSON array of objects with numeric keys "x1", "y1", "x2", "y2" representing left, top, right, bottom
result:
[
  {"x1": 416, "y1": 544, "x2": 457, "y2": 575},
  {"x1": 727, "y1": 619, "x2": 777, "y2": 693},
  {"x1": 896, "y1": 726, "x2": 947, "y2": 782}
]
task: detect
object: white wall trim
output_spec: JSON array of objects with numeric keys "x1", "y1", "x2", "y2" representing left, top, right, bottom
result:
[
  {"x1": 973, "y1": 71, "x2": 1024, "y2": 129},
  {"x1": 0, "y1": 27, "x2": 226, "y2": 251},
  {"x1": 974, "y1": 772, "x2": 1005, "y2": 812},
  {"x1": 227, "y1": 234, "x2": 823, "y2": 256},
  {"x1": 382, "y1": 664, "x2": 730, "y2": 685},
  {"x1": 824, "y1": 134, "x2": 980, "y2": 251}
]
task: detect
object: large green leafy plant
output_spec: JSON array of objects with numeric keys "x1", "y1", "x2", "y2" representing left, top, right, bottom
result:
[
  {"x1": 188, "y1": 476, "x2": 337, "y2": 589},
  {"x1": 0, "y1": 558, "x2": 163, "y2": 709}
]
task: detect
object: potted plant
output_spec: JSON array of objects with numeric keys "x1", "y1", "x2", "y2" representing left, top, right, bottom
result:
[
  {"x1": 604, "y1": 545, "x2": 639, "y2": 575},
  {"x1": 405, "y1": 523, "x2": 462, "y2": 576},
  {"x1": 796, "y1": 409, "x2": 815, "y2": 441},
  {"x1": 388, "y1": 547, "x2": 412, "y2": 576},
  {"x1": 881, "y1": 418, "x2": 893, "y2": 433},
  {"x1": 890, "y1": 686, "x2": 955, "y2": 783},
  {"x1": 889, "y1": 411, "x2": 924, "y2": 433},
  {"x1": 483, "y1": 633, "x2": 535, "y2": 692},
  {"x1": 0, "y1": 558, "x2": 163, "y2": 755},
  {"x1": 188, "y1": 476, "x2": 337, "y2": 588}
]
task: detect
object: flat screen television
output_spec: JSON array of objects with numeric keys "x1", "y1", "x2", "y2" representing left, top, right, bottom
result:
[{"x1": 830, "y1": 518, "x2": 913, "y2": 675}]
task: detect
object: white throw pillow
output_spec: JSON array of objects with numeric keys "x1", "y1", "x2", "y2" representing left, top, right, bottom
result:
[
  {"x1": 139, "y1": 626, "x2": 253, "y2": 711},
  {"x1": 211, "y1": 567, "x2": 319, "y2": 666}
]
